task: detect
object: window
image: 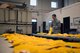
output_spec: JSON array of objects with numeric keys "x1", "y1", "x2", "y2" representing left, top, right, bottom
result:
[
  {"x1": 32, "y1": 19, "x2": 37, "y2": 22},
  {"x1": 49, "y1": 20, "x2": 52, "y2": 27},
  {"x1": 30, "y1": 0, "x2": 37, "y2": 6},
  {"x1": 51, "y1": 2, "x2": 57, "y2": 8},
  {"x1": 49, "y1": 20, "x2": 52, "y2": 23}
]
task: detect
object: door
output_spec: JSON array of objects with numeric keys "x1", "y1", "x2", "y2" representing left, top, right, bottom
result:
[
  {"x1": 63, "y1": 17, "x2": 70, "y2": 33},
  {"x1": 43, "y1": 22, "x2": 46, "y2": 33},
  {"x1": 61, "y1": 23, "x2": 63, "y2": 34},
  {"x1": 32, "y1": 19, "x2": 37, "y2": 34}
]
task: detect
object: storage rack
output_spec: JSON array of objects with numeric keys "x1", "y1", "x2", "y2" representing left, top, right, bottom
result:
[{"x1": 0, "y1": 8, "x2": 32, "y2": 33}]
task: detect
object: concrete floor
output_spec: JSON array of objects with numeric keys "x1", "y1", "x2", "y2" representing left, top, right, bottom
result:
[{"x1": 0, "y1": 37, "x2": 13, "y2": 53}]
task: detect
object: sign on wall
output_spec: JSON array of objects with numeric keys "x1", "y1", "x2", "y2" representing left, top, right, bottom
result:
[{"x1": 73, "y1": 17, "x2": 80, "y2": 25}]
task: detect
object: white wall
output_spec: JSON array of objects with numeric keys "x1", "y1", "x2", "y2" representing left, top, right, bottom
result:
[
  {"x1": 44, "y1": 2, "x2": 80, "y2": 30},
  {"x1": 62, "y1": 2, "x2": 80, "y2": 29}
]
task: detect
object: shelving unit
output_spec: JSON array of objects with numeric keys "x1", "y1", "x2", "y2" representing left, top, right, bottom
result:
[{"x1": 0, "y1": 8, "x2": 32, "y2": 34}]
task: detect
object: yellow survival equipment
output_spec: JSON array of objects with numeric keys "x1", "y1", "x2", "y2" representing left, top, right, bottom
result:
[{"x1": 48, "y1": 27, "x2": 53, "y2": 35}]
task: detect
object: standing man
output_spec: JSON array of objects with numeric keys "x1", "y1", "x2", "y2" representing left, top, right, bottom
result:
[{"x1": 51, "y1": 14, "x2": 61, "y2": 34}]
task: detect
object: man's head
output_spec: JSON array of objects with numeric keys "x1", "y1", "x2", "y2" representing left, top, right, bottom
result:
[{"x1": 52, "y1": 14, "x2": 56, "y2": 20}]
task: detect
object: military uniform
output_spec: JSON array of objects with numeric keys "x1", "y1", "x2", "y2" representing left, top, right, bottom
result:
[{"x1": 51, "y1": 18, "x2": 61, "y2": 33}]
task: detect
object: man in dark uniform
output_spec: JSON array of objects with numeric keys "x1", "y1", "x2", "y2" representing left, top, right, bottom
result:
[{"x1": 51, "y1": 14, "x2": 61, "y2": 33}]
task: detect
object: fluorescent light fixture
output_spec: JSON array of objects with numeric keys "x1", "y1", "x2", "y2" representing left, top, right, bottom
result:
[
  {"x1": 30, "y1": 0, "x2": 37, "y2": 6},
  {"x1": 51, "y1": 2, "x2": 57, "y2": 8}
]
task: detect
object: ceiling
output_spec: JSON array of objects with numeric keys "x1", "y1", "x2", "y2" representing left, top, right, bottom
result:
[{"x1": 0, "y1": 0, "x2": 28, "y2": 3}]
